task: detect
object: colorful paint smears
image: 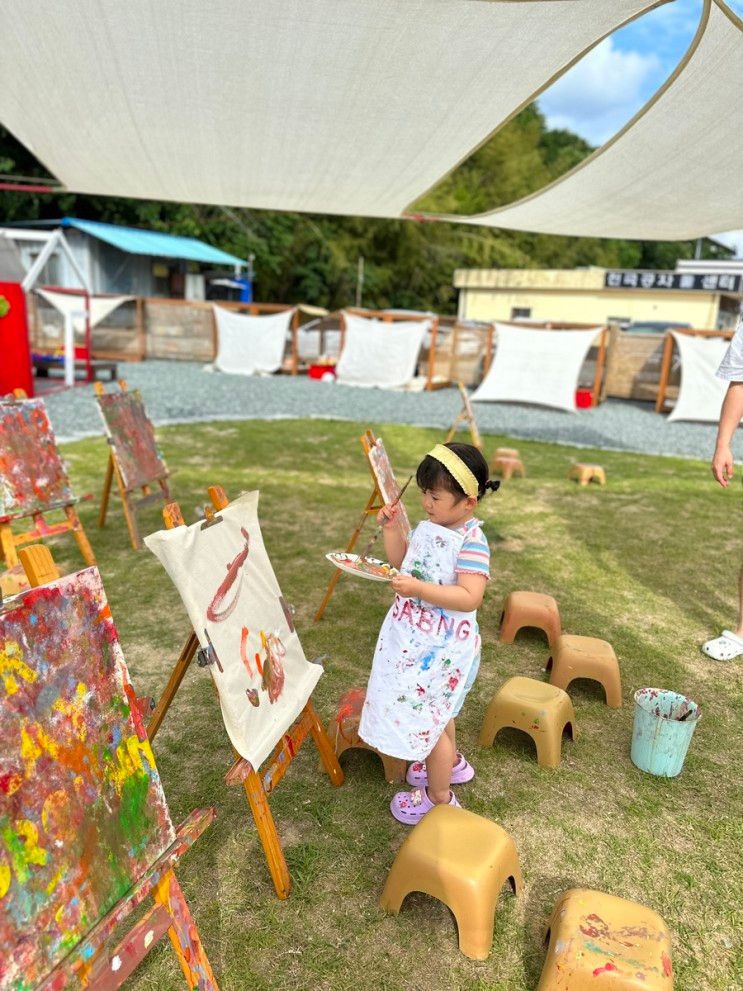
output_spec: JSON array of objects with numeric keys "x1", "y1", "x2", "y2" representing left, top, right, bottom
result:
[
  {"x1": 366, "y1": 437, "x2": 411, "y2": 537},
  {"x1": 0, "y1": 399, "x2": 75, "y2": 519},
  {"x1": 0, "y1": 568, "x2": 175, "y2": 989},
  {"x1": 96, "y1": 390, "x2": 167, "y2": 491}
]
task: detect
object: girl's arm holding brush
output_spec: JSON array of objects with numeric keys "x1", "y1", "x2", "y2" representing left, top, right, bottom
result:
[{"x1": 377, "y1": 503, "x2": 408, "y2": 569}]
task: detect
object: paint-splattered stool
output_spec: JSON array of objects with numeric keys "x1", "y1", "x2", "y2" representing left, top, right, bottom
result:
[
  {"x1": 380, "y1": 804, "x2": 521, "y2": 960},
  {"x1": 537, "y1": 888, "x2": 673, "y2": 989},
  {"x1": 546, "y1": 634, "x2": 622, "y2": 708},
  {"x1": 479, "y1": 676, "x2": 576, "y2": 768},
  {"x1": 491, "y1": 456, "x2": 526, "y2": 481},
  {"x1": 493, "y1": 446, "x2": 520, "y2": 461},
  {"x1": 499, "y1": 590, "x2": 561, "y2": 648},
  {"x1": 568, "y1": 462, "x2": 606, "y2": 486},
  {"x1": 327, "y1": 687, "x2": 407, "y2": 782}
]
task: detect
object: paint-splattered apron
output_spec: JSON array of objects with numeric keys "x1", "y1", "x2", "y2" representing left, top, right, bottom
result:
[{"x1": 359, "y1": 519, "x2": 481, "y2": 761}]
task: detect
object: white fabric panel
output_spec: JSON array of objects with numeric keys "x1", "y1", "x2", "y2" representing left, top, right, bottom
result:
[
  {"x1": 213, "y1": 306, "x2": 293, "y2": 375},
  {"x1": 667, "y1": 331, "x2": 730, "y2": 423},
  {"x1": 471, "y1": 323, "x2": 601, "y2": 411},
  {"x1": 144, "y1": 491, "x2": 322, "y2": 770},
  {"x1": 0, "y1": 1, "x2": 657, "y2": 218},
  {"x1": 37, "y1": 289, "x2": 132, "y2": 331},
  {"x1": 336, "y1": 313, "x2": 429, "y2": 389},
  {"x1": 716, "y1": 316, "x2": 743, "y2": 381},
  {"x1": 445, "y1": 0, "x2": 743, "y2": 239}
]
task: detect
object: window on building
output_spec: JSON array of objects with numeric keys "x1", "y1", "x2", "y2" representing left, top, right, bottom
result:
[{"x1": 510, "y1": 307, "x2": 531, "y2": 320}]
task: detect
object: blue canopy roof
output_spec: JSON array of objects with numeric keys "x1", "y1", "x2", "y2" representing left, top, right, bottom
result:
[{"x1": 57, "y1": 217, "x2": 244, "y2": 266}]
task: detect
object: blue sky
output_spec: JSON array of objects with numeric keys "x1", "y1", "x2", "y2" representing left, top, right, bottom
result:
[{"x1": 537, "y1": 0, "x2": 743, "y2": 254}]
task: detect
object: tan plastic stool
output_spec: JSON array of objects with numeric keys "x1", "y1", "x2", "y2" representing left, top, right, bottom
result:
[
  {"x1": 380, "y1": 804, "x2": 521, "y2": 960},
  {"x1": 499, "y1": 590, "x2": 561, "y2": 648},
  {"x1": 491, "y1": 456, "x2": 526, "y2": 481},
  {"x1": 479, "y1": 676, "x2": 576, "y2": 768},
  {"x1": 488, "y1": 447, "x2": 519, "y2": 471},
  {"x1": 537, "y1": 888, "x2": 674, "y2": 989},
  {"x1": 547, "y1": 634, "x2": 622, "y2": 708},
  {"x1": 326, "y1": 687, "x2": 406, "y2": 783},
  {"x1": 568, "y1": 462, "x2": 606, "y2": 486}
]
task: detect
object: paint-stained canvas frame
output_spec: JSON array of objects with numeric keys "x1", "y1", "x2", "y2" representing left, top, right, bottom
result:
[
  {"x1": 364, "y1": 434, "x2": 411, "y2": 539},
  {"x1": 145, "y1": 491, "x2": 323, "y2": 770},
  {"x1": 0, "y1": 568, "x2": 175, "y2": 989},
  {"x1": 96, "y1": 388, "x2": 168, "y2": 492},
  {"x1": 0, "y1": 398, "x2": 75, "y2": 519}
]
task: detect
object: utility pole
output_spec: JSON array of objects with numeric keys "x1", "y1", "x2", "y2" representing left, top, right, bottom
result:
[{"x1": 355, "y1": 255, "x2": 364, "y2": 307}]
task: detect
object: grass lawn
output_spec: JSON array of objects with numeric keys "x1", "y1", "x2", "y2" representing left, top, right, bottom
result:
[{"x1": 51, "y1": 418, "x2": 741, "y2": 991}]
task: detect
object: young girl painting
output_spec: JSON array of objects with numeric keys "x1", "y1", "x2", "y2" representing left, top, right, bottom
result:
[{"x1": 359, "y1": 442, "x2": 499, "y2": 824}]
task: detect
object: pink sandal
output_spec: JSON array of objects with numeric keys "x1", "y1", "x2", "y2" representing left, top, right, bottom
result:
[
  {"x1": 405, "y1": 752, "x2": 475, "y2": 787},
  {"x1": 390, "y1": 787, "x2": 461, "y2": 825}
]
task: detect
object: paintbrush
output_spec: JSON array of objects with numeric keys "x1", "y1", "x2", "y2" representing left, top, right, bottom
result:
[{"x1": 359, "y1": 474, "x2": 413, "y2": 563}]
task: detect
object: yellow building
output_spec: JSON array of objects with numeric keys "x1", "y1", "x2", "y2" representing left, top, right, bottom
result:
[{"x1": 453, "y1": 265, "x2": 742, "y2": 329}]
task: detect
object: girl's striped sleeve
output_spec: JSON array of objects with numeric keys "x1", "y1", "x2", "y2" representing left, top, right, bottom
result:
[{"x1": 456, "y1": 526, "x2": 490, "y2": 579}]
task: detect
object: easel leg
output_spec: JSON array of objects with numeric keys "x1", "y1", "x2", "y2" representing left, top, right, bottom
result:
[
  {"x1": 114, "y1": 462, "x2": 141, "y2": 550},
  {"x1": 65, "y1": 506, "x2": 96, "y2": 566},
  {"x1": 242, "y1": 769, "x2": 292, "y2": 900},
  {"x1": 0, "y1": 524, "x2": 18, "y2": 568},
  {"x1": 305, "y1": 700, "x2": 344, "y2": 787},
  {"x1": 148, "y1": 633, "x2": 200, "y2": 741},
  {"x1": 152, "y1": 870, "x2": 220, "y2": 990},
  {"x1": 160, "y1": 476, "x2": 172, "y2": 501},
  {"x1": 445, "y1": 411, "x2": 464, "y2": 444},
  {"x1": 99, "y1": 453, "x2": 114, "y2": 528},
  {"x1": 315, "y1": 487, "x2": 380, "y2": 621}
]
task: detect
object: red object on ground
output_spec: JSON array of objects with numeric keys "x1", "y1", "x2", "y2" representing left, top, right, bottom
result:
[
  {"x1": 0, "y1": 282, "x2": 34, "y2": 397},
  {"x1": 309, "y1": 363, "x2": 337, "y2": 380},
  {"x1": 575, "y1": 388, "x2": 593, "y2": 408}
]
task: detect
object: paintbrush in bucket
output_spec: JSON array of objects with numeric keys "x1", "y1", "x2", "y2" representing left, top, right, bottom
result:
[{"x1": 359, "y1": 474, "x2": 413, "y2": 564}]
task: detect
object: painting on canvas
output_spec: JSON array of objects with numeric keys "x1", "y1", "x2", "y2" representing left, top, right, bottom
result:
[
  {"x1": 145, "y1": 492, "x2": 322, "y2": 771},
  {"x1": 96, "y1": 389, "x2": 168, "y2": 490},
  {"x1": 0, "y1": 568, "x2": 174, "y2": 989},
  {"x1": 0, "y1": 399, "x2": 74, "y2": 519},
  {"x1": 365, "y1": 436, "x2": 411, "y2": 537}
]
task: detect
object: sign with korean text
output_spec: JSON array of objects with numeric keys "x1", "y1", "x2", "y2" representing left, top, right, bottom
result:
[{"x1": 604, "y1": 271, "x2": 741, "y2": 293}]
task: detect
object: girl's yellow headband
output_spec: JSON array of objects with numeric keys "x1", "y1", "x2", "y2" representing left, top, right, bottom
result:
[{"x1": 427, "y1": 444, "x2": 479, "y2": 499}]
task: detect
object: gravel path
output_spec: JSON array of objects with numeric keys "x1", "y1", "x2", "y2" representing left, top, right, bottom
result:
[{"x1": 42, "y1": 360, "x2": 739, "y2": 461}]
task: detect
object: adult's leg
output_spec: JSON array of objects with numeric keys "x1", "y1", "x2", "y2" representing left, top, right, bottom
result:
[{"x1": 426, "y1": 719, "x2": 456, "y2": 804}]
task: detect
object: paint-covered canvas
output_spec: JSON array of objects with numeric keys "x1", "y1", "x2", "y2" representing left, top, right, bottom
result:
[
  {"x1": 0, "y1": 399, "x2": 75, "y2": 519},
  {"x1": 145, "y1": 492, "x2": 322, "y2": 770},
  {"x1": 0, "y1": 568, "x2": 175, "y2": 989},
  {"x1": 96, "y1": 390, "x2": 168, "y2": 491},
  {"x1": 365, "y1": 436, "x2": 411, "y2": 538}
]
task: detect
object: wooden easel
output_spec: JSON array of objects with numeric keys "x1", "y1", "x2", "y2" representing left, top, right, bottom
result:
[
  {"x1": 315, "y1": 428, "x2": 410, "y2": 621},
  {"x1": 445, "y1": 381, "x2": 483, "y2": 449},
  {"x1": 148, "y1": 485, "x2": 344, "y2": 900},
  {"x1": 4, "y1": 544, "x2": 219, "y2": 991},
  {"x1": 0, "y1": 391, "x2": 96, "y2": 568},
  {"x1": 96, "y1": 381, "x2": 172, "y2": 549},
  {"x1": 655, "y1": 327, "x2": 735, "y2": 412}
]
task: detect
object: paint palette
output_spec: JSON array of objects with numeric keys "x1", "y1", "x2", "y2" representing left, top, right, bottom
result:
[{"x1": 325, "y1": 551, "x2": 398, "y2": 582}]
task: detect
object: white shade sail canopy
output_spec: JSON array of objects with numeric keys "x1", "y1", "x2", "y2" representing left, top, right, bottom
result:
[
  {"x1": 336, "y1": 313, "x2": 430, "y2": 389},
  {"x1": 37, "y1": 288, "x2": 132, "y2": 332},
  {"x1": 439, "y1": 0, "x2": 743, "y2": 239},
  {"x1": 471, "y1": 323, "x2": 602, "y2": 411},
  {"x1": 212, "y1": 306, "x2": 294, "y2": 375},
  {"x1": 667, "y1": 331, "x2": 730, "y2": 423},
  {"x1": 0, "y1": 0, "x2": 661, "y2": 220}
]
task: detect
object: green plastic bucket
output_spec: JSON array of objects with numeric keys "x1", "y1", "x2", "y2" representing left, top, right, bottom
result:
[{"x1": 631, "y1": 688, "x2": 700, "y2": 777}]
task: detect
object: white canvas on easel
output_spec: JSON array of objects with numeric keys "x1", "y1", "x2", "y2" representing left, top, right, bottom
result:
[{"x1": 145, "y1": 491, "x2": 321, "y2": 769}]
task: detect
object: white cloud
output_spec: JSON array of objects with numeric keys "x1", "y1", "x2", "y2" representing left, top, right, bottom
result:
[{"x1": 538, "y1": 37, "x2": 662, "y2": 145}]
